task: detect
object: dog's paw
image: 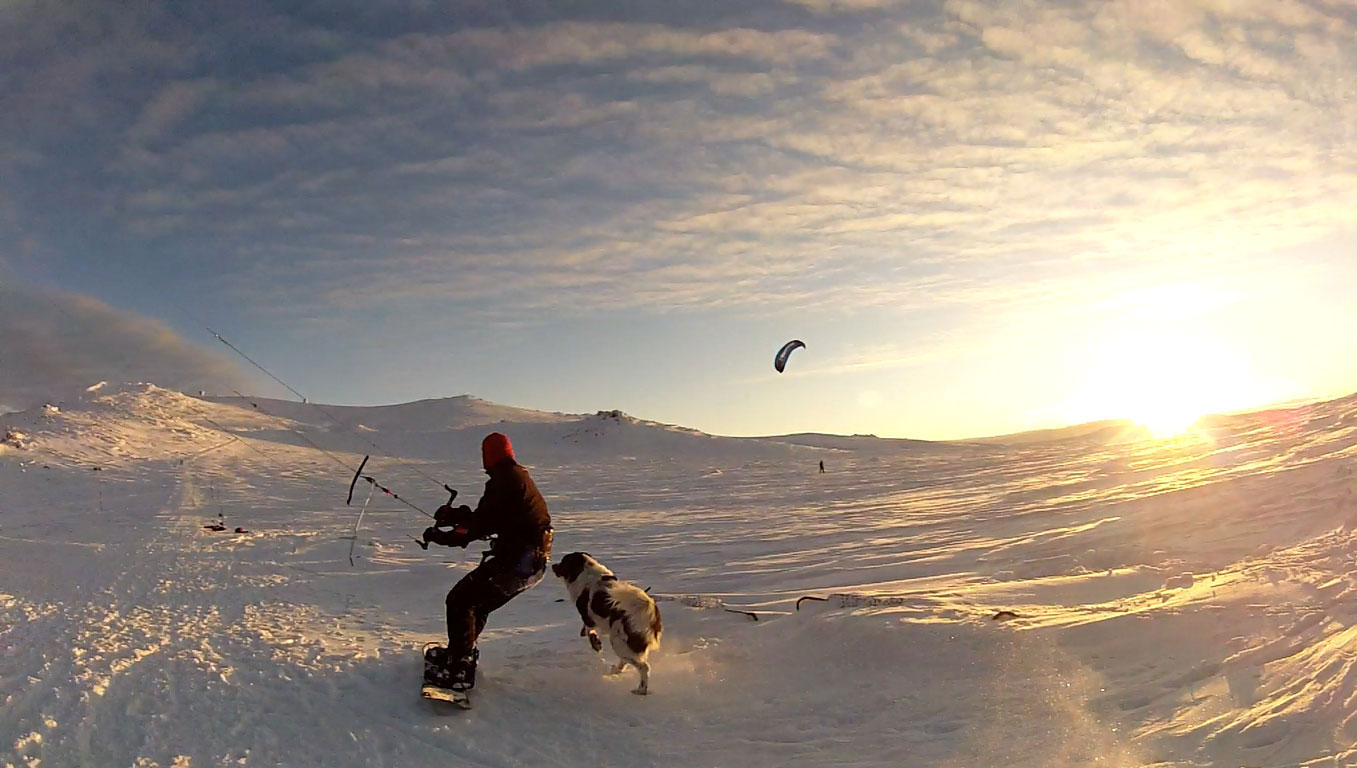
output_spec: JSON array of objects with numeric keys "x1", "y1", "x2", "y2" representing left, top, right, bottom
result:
[
  {"x1": 631, "y1": 687, "x2": 649, "y2": 696},
  {"x1": 589, "y1": 634, "x2": 603, "y2": 653}
]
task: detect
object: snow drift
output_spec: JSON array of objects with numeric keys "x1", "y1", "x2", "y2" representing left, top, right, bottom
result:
[{"x1": 2, "y1": 383, "x2": 1357, "y2": 767}]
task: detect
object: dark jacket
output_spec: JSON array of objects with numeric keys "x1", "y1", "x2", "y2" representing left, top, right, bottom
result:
[{"x1": 428, "y1": 460, "x2": 551, "y2": 562}]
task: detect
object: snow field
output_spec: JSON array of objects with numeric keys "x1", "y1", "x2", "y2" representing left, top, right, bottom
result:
[{"x1": 2, "y1": 384, "x2": 1356, "y2": 766}]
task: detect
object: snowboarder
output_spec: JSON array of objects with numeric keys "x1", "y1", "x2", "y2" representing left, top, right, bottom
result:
[
  {"x1": 420, "y1": 432, "x2": 553, "y2": 695},
  {"x1": 819, "y1": 460, "x2": 825, "y2": 474}
]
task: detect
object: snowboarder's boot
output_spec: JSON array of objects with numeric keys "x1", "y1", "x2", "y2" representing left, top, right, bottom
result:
[
  {"x1": 448, "y1": 649, "x2": 478, "y2": 691},
  {"x1": 423, "y1": 644, "x2": 448, "y2": 684},
  {"x1": 426, "y1": 647, "x2": 478, "y2": 691}
]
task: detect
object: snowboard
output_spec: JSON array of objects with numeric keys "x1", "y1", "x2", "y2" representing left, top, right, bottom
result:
[
  {"x1": 422, "y1": 643, "x2": 471, "y2": 711},
  {"x1": 421, "y1": 682, "x2": 471, "y2": 710}
]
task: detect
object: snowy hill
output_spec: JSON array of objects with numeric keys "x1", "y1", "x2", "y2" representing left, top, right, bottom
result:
[
  {"x1": 204, "y1": 393, "x2": 575, "y2": 432},
  {"x1": 3, "y1": 383, "x2": 1357, "y2": 767},
  {"x1": 965, "y1": 418, "x2": 1152, "y2": 445},
  {"x1": 196, "y1": 391, "x2": 821, "y2": 466},
  {"x1": 752, "y1": 431, "x2": 959, "y2": 453}
]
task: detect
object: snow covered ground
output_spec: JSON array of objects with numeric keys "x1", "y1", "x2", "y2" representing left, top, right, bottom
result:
[{"x1": 3, "y1": 383, "x2": 1357, "y2": 767}]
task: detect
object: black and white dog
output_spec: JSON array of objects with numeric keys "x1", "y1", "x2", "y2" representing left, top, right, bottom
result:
[{"x1": 551, "y1": 552, "x2": 662, "y2": 695}]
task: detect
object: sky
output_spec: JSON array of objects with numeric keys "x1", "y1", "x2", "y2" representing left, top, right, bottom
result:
[{"x1": 2, "y1": 0, "x2": 1356, "y2": 440}]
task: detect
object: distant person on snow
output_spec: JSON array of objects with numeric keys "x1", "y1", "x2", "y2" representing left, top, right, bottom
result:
[
  {"x1": 819, "y1": 460, "x2": 825, "y2": 474},
  {"x1": 421, "y1": 432, "x2": 553, "y2": 691}
]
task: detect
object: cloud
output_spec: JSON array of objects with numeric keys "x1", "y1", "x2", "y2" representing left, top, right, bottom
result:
[
  {"x1": 4, "y1": 1, "x2": 1357, "y2": 328},
  {"x1": 128, "y1": 79, "x2": 217, "y2": 144},
  {"x1": 783, "y1": 0, "x2": 915, "y2": 12},
  {"x1": 446, "y1": 23, "x2": 837, "y2": 69},
  {"x1": 0, "y1": 285, "x2": 251, "y2": 410}
]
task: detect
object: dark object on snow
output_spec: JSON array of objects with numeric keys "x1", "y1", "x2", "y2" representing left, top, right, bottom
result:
[
  {"x1": 202, "y1": 524, "x2": 249, "y2": 533},
  {"x1": 819, "y1": 460, "x2": 825, "y2": 473},
  {"x1": 796, "y1": 592, "x2": 914, "y2": 610},
  {"x1": 796, "y1": 595, "x2": 829, "y2": 610},
  {"x1": 991, "y1": 610, "x2": 1021, "y2": 621}
]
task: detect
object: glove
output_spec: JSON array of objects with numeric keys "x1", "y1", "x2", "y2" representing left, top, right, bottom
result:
[
  {"x1": 433, "y1": 505, "x2": 454, "y2": 526},
  {"x1": 423, "y1": 526, "x2": 472, "y2": 548},
  {"x1": 434, "y1": 504, "x2": 472, "y2": 527}
]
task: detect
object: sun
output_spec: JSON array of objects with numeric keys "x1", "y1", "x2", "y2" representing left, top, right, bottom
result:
[
  {"x1": 1061, "y1": 326, "x2": 1271, "y2": 439},
  {"x1": 1097, "y1": 369, "x2": 1214, "y2": 438},
  {"x1": 1127, "y1": 399, "x2": 1204, "y2": 438}
]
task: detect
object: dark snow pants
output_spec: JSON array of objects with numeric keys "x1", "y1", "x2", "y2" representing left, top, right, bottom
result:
[{"x1": 445, "y1": 540, "x2": 550, "y2": 658}]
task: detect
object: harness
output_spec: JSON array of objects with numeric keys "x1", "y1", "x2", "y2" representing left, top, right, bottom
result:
[{"x1": 482, "y1": 526, "x2": 553, "y2": 569}]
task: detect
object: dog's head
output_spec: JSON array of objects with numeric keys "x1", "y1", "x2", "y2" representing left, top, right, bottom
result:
[{"x1": 552, "y1": 551, "x2": 606, "y2": 584}]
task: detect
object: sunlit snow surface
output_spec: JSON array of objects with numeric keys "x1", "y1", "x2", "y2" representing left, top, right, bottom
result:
[{"x1": 3, "y1": 384, "x2": 1356, "y2": 767}]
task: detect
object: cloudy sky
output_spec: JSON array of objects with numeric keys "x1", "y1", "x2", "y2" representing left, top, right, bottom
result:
[{"x1": 3, "y1": 0, "x2": 1355, "y2": 438}]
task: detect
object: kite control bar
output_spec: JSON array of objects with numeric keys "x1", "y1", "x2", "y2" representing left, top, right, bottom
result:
[
  {"x1": 346, "y1": 456, "x2": 371, "y2": 504},
  {"x1": 417, "y1": 487, "x2": 471, "y2": 551},
  {"x1": 344, "y1": 454, "x2": 449, "y2": 520},
  {"x1": 342, "y1": 455, "x2": 463, "y2": 551}
]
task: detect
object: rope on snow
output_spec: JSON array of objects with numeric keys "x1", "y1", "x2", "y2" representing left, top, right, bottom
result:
[{"x1": 651, "y1": 592, "x2": 760, "y2": 621}]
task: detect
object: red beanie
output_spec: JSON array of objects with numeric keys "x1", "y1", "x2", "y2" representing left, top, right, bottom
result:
[{"x1": 481, "y1": 432, "x2": 514, "y2": 470}]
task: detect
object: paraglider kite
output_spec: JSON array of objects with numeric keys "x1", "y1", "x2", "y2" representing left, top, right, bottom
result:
[{"x1": 774, "y1": 339, "x2": 805, "y2": 373}]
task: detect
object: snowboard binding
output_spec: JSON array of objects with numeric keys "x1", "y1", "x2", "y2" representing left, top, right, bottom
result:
[{"x1": 423, "y1": 644, "x2": 478, "y2": 692}]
